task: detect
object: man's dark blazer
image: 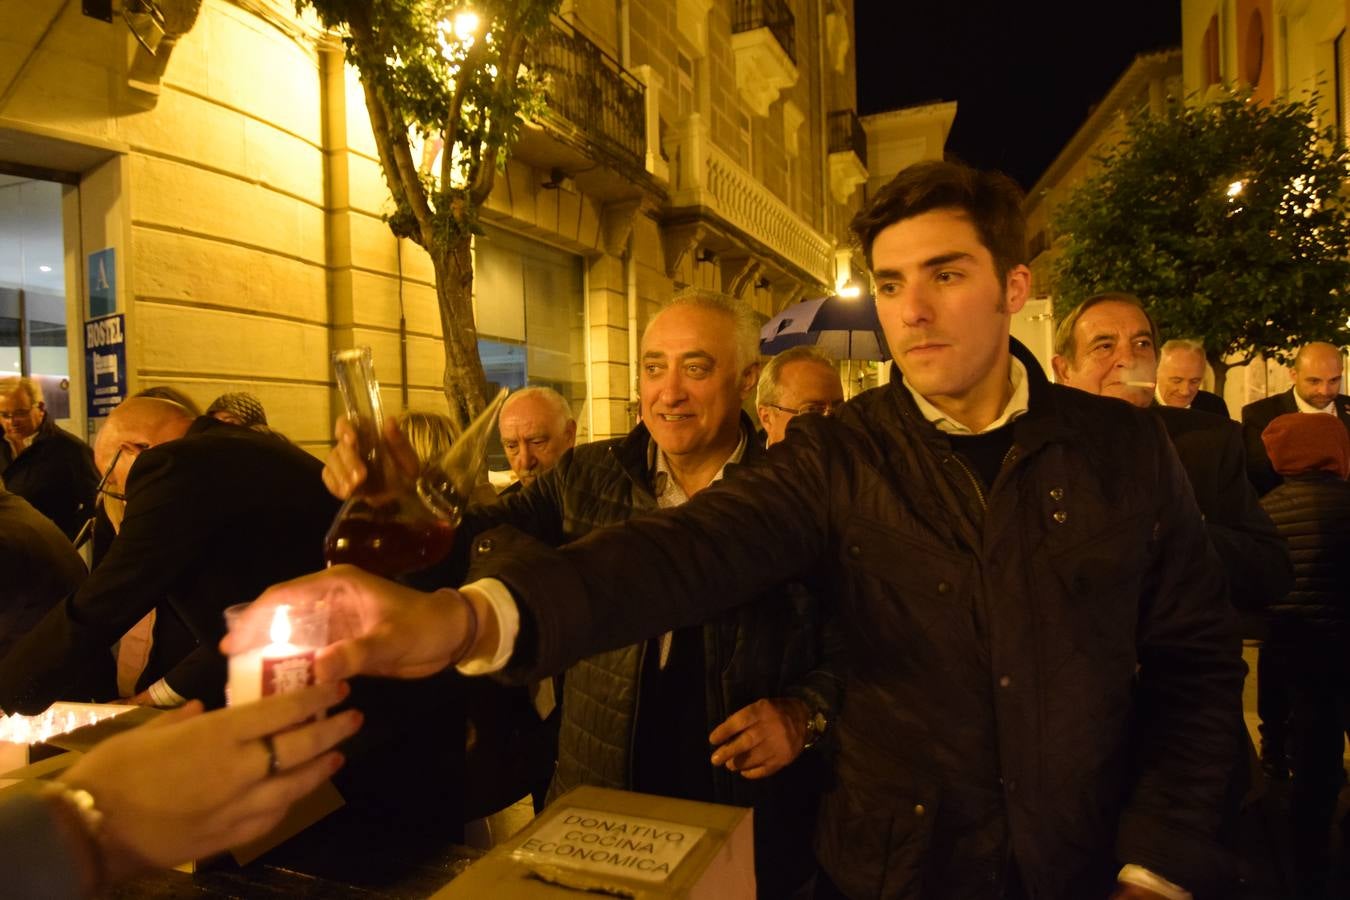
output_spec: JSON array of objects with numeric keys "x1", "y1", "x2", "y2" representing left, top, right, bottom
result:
[
  {"x1": 0, "y1": 491, "x2": 88, "y2": 661},
  {"x1": 1241, "y1": 389, "x2": 1350, "y2": 495},
  {"x1": 0, "y1": 418, "x2": 338, "y2": 713},
  {"x1": 1155, "y1": 405, "x2": 1292, "y2": 613},
  {"x1": 0, "y1": 418, "x2": 98, "y2": 541},
  {"x1": 1190, "y1": 389, "x2": 1229, "y2": 418}
]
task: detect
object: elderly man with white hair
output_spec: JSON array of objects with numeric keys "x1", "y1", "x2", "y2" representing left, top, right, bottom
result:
[{"x1": 497, "y1": 386, "x2": 576, "y2": 491}]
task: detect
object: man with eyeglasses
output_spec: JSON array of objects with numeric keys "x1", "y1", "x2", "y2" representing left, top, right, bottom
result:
[
  {"x1": 756, "y1": 346, "x2": 846, "y2": 448},
  {"x1": 0, "y1": 395, "x2": 337, "y2": 715},
  {"x1": 0, "y1": 377, "x2": 98, "y2": 541}
]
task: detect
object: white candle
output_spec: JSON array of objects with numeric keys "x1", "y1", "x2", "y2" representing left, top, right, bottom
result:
[{"x1": 226, "y1": 605, "x2": 316, "y2": 707}]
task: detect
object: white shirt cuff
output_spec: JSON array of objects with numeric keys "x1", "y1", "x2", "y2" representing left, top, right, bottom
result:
[
  {"x1": 1118, "y1": 864, "x2": 1191, "y2": 900},
  {"x1": 455, "y1": 580, "x2": 519, "y2": 675},
  {"x1": 146, "y1": 678, "x2": 187, "y2": 708}
]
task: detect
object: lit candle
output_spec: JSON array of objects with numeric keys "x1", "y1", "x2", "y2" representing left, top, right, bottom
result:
[{"x1": 226, "y1": 605, "x2": 317, "y2": 707}]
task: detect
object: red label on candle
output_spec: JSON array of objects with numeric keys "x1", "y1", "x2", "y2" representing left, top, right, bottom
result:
[{"x1": 262, "y1": 651, "x2": 315, "y2": 697}]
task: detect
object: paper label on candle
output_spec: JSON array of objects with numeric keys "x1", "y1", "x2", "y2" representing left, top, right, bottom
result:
[
  {"x1": 262, "y1": 652, "x2": 315, "y2": 696},
  {"x1": 511, "y1": 807, "x2": 705, "y2": 883}
]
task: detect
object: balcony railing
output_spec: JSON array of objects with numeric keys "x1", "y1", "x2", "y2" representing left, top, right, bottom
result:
[
  {"x1": 732, "y1": 0, "x2": 796, "y2": 65},
  {"x1": 529, "y1": 18, "x2": 646, "y2": 170},
  {"x1": 827, "y1": 109, "x2": 867, "y2": 169}
]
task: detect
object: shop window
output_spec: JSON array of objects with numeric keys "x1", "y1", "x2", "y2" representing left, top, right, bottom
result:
[
  {"x1": 0, "y1": 176, "x2": 71, "y2": 418},
  {"x1": 1243, "y1": 9, "x2": 1264, "y2": 87},
  {"x1": 1203, "y1": 15, "x2": 1220, "y2": 87},
  {"x1": 473, "y1": 225, "x2": 586, "y2": 462}
]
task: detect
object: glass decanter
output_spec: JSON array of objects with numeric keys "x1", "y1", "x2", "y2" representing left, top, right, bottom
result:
[{"x1": 323, "y1": 346, "x2": 507, "y2": 578}]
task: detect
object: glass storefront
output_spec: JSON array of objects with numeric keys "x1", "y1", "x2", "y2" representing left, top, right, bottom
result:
[
  {"x1": 0, "y1": 176, "x2": 71, "y2": 418},
  {"x1": 473, "y1": 224, "x2": 587, "y2": 464}
]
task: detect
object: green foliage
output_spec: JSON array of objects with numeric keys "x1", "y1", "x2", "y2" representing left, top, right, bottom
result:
[
  {"x1": 1053, "y1": 90, "x2": 1350, "y2": 369},
  {"x1": 300, "y1": 0, "x2": 557, "y2": 247}
]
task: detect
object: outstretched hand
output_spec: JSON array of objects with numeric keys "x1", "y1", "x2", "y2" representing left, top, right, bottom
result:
[
  {"x1": 222, "y1": 565, "x2": 486, "y2": 683},
  {"x1": 62, "y1": 681, "x2": 360, "y2": 882}
]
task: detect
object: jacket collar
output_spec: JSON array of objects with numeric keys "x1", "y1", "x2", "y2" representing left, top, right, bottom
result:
[
  {"x1": 887, "y1": 338, "x2": 1075, "y2": 453},
  {"x1": 611, "y1": 411, "x2": 762, "y2": 495}
]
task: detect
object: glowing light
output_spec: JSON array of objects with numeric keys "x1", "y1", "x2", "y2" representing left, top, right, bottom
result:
[
  {"x1": 38, "y1": 265, "x2": 51, "y2": 273},
  {"x1": 0, "y1": 704, "x2": 132, "y2": 747},
  {"x1": 837, "y1": 283, "x2": 862, "y2": 299},
  {"x1": 453, "y1": 10, "x2": 480, "y2": 42},
  {"x1": 1226, "y1": 180, "x2": 1246, "y2": 198}
]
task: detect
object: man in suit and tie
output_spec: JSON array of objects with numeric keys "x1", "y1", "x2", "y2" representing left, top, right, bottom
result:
[
  {"x1": 1242, "y1": 341, "x2": 1350, "y2": 497},
  {"x1": 1155, "y1": 339, "x2": 1229, "y2": 417}
]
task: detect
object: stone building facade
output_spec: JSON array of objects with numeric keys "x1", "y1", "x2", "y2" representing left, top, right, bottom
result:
[{"x1": 0, "y1": 0, "x2": 866, "y2": 452}]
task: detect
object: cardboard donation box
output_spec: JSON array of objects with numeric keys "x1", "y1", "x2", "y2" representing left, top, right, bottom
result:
[{"x1": 435, "y1": 786, "x2": 755, "y2": 899}]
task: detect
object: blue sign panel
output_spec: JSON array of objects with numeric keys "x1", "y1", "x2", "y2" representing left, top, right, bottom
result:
[
  {"x1": 88, "y1": 248, "x2": 116, "y2": 317},
  {"x1": 85, "y1": 313, "x2": 126, "y2": 420}
]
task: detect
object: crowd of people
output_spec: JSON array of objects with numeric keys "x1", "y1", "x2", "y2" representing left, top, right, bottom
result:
[{"x1": 1, "y1": 158, "x2": 1348, "y2": 899}]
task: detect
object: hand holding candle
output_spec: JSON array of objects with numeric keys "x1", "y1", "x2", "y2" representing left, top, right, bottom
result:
[{"x1": 223, "y1": 565, "x2": 489, "y2": 683}]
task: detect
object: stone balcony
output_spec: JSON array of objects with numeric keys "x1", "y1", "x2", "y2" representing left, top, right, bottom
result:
[{"x1": 664, "y1": 114, "x2": 834, "y2": 288}]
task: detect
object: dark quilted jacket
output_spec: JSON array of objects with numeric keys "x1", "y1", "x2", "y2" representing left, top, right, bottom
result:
[
  {"x1": 473, "y1": 341, "x2": 1245, "y2": 900},
  {"x1": 1259, "y1": 472, "x2": 1350, "y2": 642}
]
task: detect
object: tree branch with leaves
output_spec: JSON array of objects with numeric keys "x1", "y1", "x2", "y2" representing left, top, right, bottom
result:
[
  {"x1": 303, "y1": 0, "x2": 557, "y2": 429},
  {"x1": 1053, "y1": 89, "x2": 1350, "y2": 396}
]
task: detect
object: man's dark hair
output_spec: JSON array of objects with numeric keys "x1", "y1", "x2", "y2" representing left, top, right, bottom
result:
[
  {"x1": 849, "y1": 159, "x2": 1028, "y2": 281},
  {"x1": 1053, "y1": 291, "x2": 1160, "y2": 362}
]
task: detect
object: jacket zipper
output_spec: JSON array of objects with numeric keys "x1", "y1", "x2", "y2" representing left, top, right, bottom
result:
[{"x1": 950, "y1": 444, "x2": 1020, "y2": 511}]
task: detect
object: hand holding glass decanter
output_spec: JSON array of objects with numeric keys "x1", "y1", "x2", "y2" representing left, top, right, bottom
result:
[{"x1": 323, "y1": 346, "x2": 507, "y2": 578}]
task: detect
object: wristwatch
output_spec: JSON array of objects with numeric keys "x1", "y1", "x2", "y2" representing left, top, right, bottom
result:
[{"x1": 802, "y1": 708, "x2": 830, "y2": 750}]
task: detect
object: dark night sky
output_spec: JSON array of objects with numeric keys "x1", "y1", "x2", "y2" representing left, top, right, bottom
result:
[{"x1": 854, "y1": 1, "x2": 1182, "y2": 189}]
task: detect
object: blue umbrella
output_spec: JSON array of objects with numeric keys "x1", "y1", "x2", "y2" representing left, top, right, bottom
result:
[{"x1": 759, "y1": 294, "x2": 890, "y2": 360}]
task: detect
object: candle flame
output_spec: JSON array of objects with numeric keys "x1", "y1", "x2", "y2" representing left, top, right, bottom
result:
[{"x1": 269, "y1": 605, "x2": 292, "y2": 645}]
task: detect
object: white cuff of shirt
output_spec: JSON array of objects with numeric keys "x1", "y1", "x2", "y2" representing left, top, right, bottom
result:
[
  {"x1": 455, "y1": 580, "x2": 520, "y2": 675},
  {"x1": 145, "y1": 678, "x2": 187, "y2": 708},
  {"x1": 1118, "y1": 864, "x2": 1191, "y2": 900}
]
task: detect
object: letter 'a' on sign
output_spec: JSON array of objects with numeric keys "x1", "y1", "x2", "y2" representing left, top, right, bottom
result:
[{"x1": 511, "y1": 807, "x2": 706, "y2": 884}]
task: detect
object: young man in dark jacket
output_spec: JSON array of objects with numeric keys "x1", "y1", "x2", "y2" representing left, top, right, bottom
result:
[
  {"x1": 1258, "y1": 412, "x2": 1350, "y2": 899},
  {"x1": 245, "y1": 161, "x2": 1243, "y2": 900}
]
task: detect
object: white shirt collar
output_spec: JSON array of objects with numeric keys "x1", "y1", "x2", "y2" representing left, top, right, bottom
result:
[
  {"x1": 1293, "y1": 391, "x2": 1337, "y2": 415},
  {"x1": 903, "y1": 357, "x2": 1030, "y2": 435},
  {"x1": 651, "y1": 428, "x2": 748, "y2": 508}
]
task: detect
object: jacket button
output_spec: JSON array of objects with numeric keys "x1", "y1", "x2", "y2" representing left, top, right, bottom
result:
[
  {"x1": 1049, "y1": 487, "x2": 1064, "y2": 501},
  {"x1": 1052, "y1": 510, "x2": 1068, "y2": 524},
  {"x1": 912, "y1": 803, "x2": 926, "y2": 817},
  {"x1": 476, "y1": 537, "x2": 494, "y2": 554},
  {"x1": 998, "y1": 675, "x2": 1012, "y2": 688},
  {"x1": 848, "y1": 545, "x2": 861, "y2": 559},
  {"x1": 937, "y1": 580, "x2": 951, "y2": 594}
]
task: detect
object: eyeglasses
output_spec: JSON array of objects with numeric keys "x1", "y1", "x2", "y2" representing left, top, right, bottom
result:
[
  {"x1": 0, "y1": 408, "x2": 33, "y2": 420},
  {"x1": 97, "y1": 444, "x2": 137, "y2": 502},
  {"x1": 765, "y1": 401, "x2": 843, "y2": 417},
  {"x1": 74, "y1": 443, "x2": 144, "y2": 548}
]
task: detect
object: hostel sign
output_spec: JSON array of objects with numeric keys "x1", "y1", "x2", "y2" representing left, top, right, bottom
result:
[
  {"x1": 84, "y1": 314, "x2": 126, "y2": 420},
  {"x1": 512, "y1": 806, "x2": 706, "y2": 883}
]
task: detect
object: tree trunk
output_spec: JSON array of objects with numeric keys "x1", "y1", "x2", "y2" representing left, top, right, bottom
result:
[
  {"x1": 1209, "y1": 352, "x2": 1229, "y2": 406},
  {"x1": 432, "y1": 234, "x2": 491, "y2": 434}
]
